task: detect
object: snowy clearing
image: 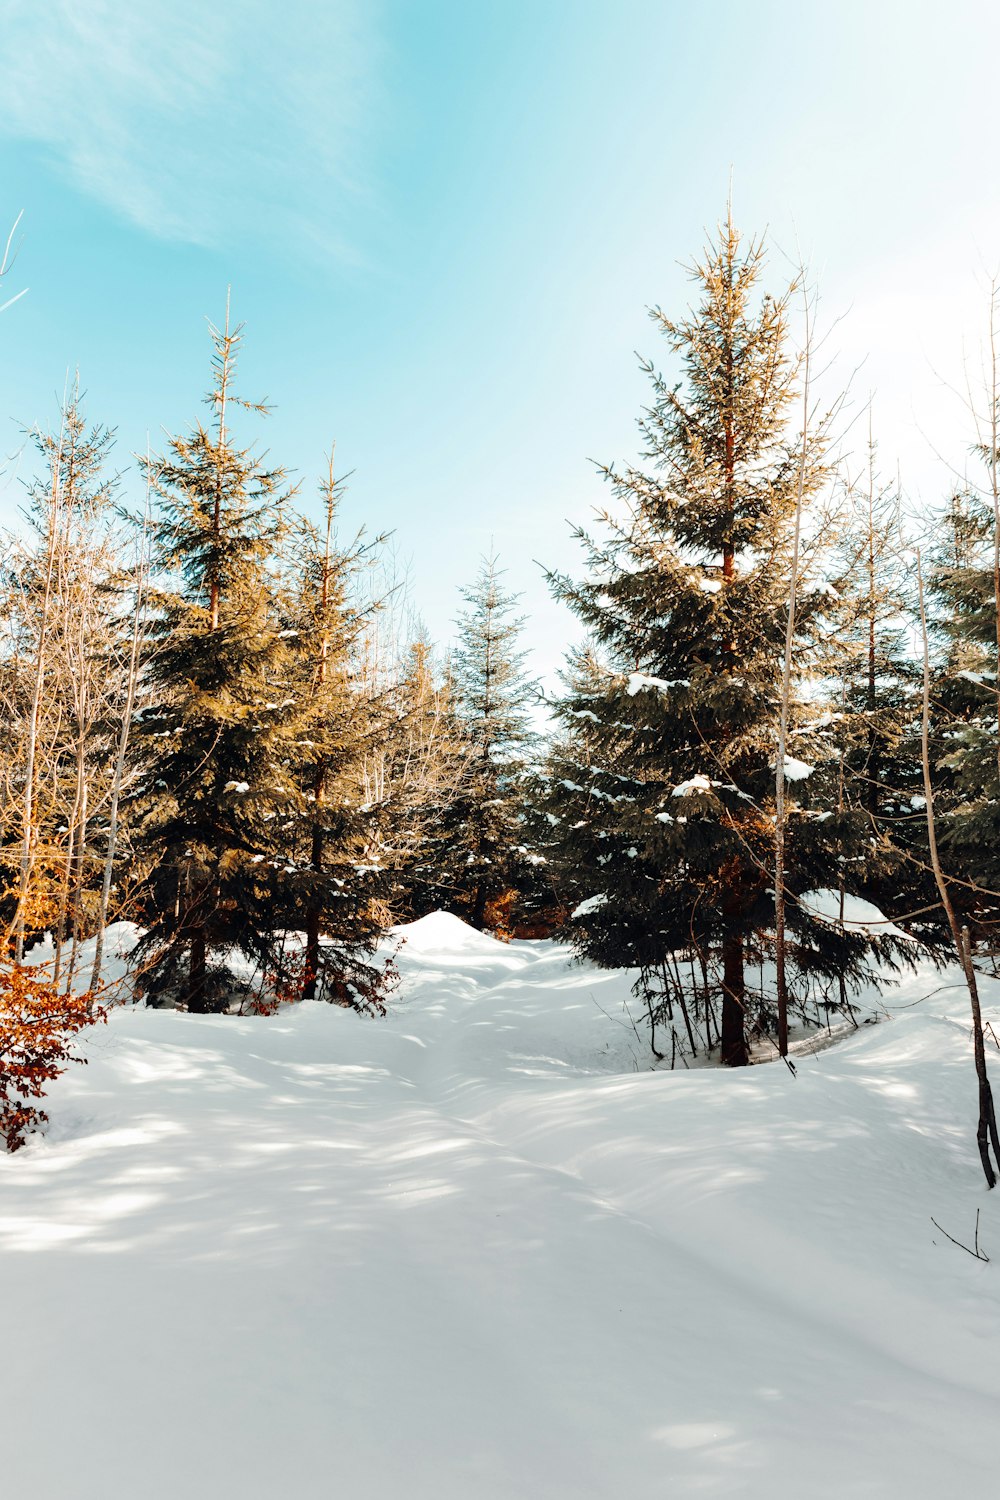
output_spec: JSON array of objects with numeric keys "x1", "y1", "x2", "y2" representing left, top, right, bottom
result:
[{"x1": 3, "y1": 912, "x2": 1000, "y2": 1498}]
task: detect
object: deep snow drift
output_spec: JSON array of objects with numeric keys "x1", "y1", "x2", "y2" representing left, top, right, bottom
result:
[{"x1": 3, "y1": 912, "x2": 1000, "y2": 1498}]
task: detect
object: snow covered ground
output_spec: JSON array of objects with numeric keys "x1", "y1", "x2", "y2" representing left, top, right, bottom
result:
[{"x1": 3, "y1": 912, "x2": 1000, "y2": 1498}]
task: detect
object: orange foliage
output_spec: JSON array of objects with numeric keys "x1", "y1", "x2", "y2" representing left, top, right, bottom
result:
[
  {"x1": 482, "y1": 889, "x2": 518, "y2": 941},
  {"x1": 0, "y1": 966, "x2": 106, "y2": 1152}
]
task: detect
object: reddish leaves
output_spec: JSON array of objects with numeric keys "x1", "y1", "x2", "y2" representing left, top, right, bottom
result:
[{"x1": 0, "y1": 966, "x2": 106, "y2": 1152}]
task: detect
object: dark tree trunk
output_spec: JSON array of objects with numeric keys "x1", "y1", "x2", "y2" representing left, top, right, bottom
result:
[
  {"x1": 304, "y1": 754, "x2": 331, "y2": 1001},
  {"x1": 303, "y1": 908, "x2": 321, "y2": 1000},
  {"x1": 960, "y1": 930, "x2": 1000, "y2": 1188},
  {"x1": 303, "y1": 816, "x2": 324, "y2": 1000},
  {"x1": 720, "y1": 929, "x2": 748, "y2": 1067},
  {"x1": 188, "y1": 928, "x2": 208, "y2": 1014}
]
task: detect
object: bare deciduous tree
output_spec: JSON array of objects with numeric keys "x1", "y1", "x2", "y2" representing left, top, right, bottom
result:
[{"x1": 916, "y1": 547, "x2": 1000, "y2": 1188}]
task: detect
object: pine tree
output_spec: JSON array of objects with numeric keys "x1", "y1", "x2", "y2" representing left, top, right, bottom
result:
[
  {"x1": 812, "y1": 438, "x2": 925, "y2": 941},
  {"x1": 545, "y1": 215, "x2": 898, "y2": 1065},
  {"x1": 927, "y1": 487, "x2": 1000, "y2": 941},
  {"x1": 441, "y1": 554, "x2": 538, "y2": 932},
  {"x1": 381, "y1": 630, "x2": 470, "y2": 920},
  {"x1": 924, "y1": 277, "x2": 1000, "y2": 951},
  {"x1": 282, "y1": 453, "x2": 390, "y2": 1004},
  {"x1": 133, "y1": 309, "x2": 306, "y2": 1011}
]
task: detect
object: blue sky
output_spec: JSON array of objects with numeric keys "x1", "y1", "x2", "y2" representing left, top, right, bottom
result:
[{"x1": 2, "y1": 1, "x2": 1000, "y2": 683}]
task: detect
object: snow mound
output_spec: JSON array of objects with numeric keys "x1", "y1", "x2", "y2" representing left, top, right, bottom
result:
[{"x1": 393, "y1": 910, "x2": 509, "y2": 957}]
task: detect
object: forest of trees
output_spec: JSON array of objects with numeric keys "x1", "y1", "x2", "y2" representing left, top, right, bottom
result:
[{"x1": 3, "y1": 211, "x2": 1000, "y2": 1175}]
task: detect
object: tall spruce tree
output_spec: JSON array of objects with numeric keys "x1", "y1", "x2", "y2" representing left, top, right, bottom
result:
[
  {"x1": 283, "y1": 454, "x2": 390, "y2": 1003},
  {"x1": 133, "y1": 310, "x2": 308, "y2": 1011},
  {"x1": 545, "y1": 215, "x2": 900, "y2": 1065},
  {"x1": 442, "y1": 554, "x2": 538, "y2": 932}
]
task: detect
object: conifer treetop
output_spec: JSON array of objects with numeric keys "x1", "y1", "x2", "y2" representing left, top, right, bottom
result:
[
  {"x1": 453, "y1": 552, "x2": 537, "y2": 762},
  {"x1": 638, "y1": 213, "x2": 817, "y2": 562},
  {"x1": 143, "y1": 305, "x2": 296, "y2": 619}
]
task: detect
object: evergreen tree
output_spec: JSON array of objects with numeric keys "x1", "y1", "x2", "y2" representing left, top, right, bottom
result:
[
  {"x1": 133, "y1": 310, "x2": 307, "y2": 1011},
  {"x1": 928, "y1": 487, "x2": 1000, "y2": 942},
  {"x1": 381, "y1": 630, "x2": 470, "y2": 921},
  {"x1": 282, "y1": 454, "x2": 390, "y2": 1003},
  {"x1": 545, "y1": 216, "x2": 903, "y2": 1065},
  {"x1": 441, "y1": 554, "x2": 538, "y2": 932},
  {"x1": 813, "y1": 440, "x2": 926, "y2": 938},
  {"x1": 926, "y1": 280, "x2": 1000, "y2": 953}
]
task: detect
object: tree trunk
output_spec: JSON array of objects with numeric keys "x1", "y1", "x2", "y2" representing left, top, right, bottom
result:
[
  {"x1": 774, "y1": 272, "x2": 812, "y2": 1058},
  {"x1": 303, "y1": 816, "x2": 324, "y2": 1000},
  {"x1": 720, "y1": 929, "x2": 748, "y2": 1067},
  {"x1": 52, "y1": 818, "x2": 76, "y2": 992},
  {"x1": 960, "y1": 929, "x2": 1000, "y2": 1186},
  {"x1": 302, "y1": 465, "x2": 337, "y2": 1001},
  {"x1": 64, "y1": 775, "x2": 88, "y2": 996},
  {"x1": 12, "y1": 458, "x2": 62, "y2": 962},
  {"x1": 188, "y1": 927, "x2": 208, "y2": 1014},
  {"x1": 867, "y1": 611, "x2": 879, "y2": 817}
]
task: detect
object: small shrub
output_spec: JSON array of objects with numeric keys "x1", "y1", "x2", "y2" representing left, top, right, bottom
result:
[{"x1": 0, "y1": 966, "x2": 106, "y2": 1152}]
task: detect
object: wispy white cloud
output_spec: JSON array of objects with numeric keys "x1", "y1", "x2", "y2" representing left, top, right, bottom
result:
[{"x1": 0, "y1": 0, "x2": 380, "y2": 257}]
